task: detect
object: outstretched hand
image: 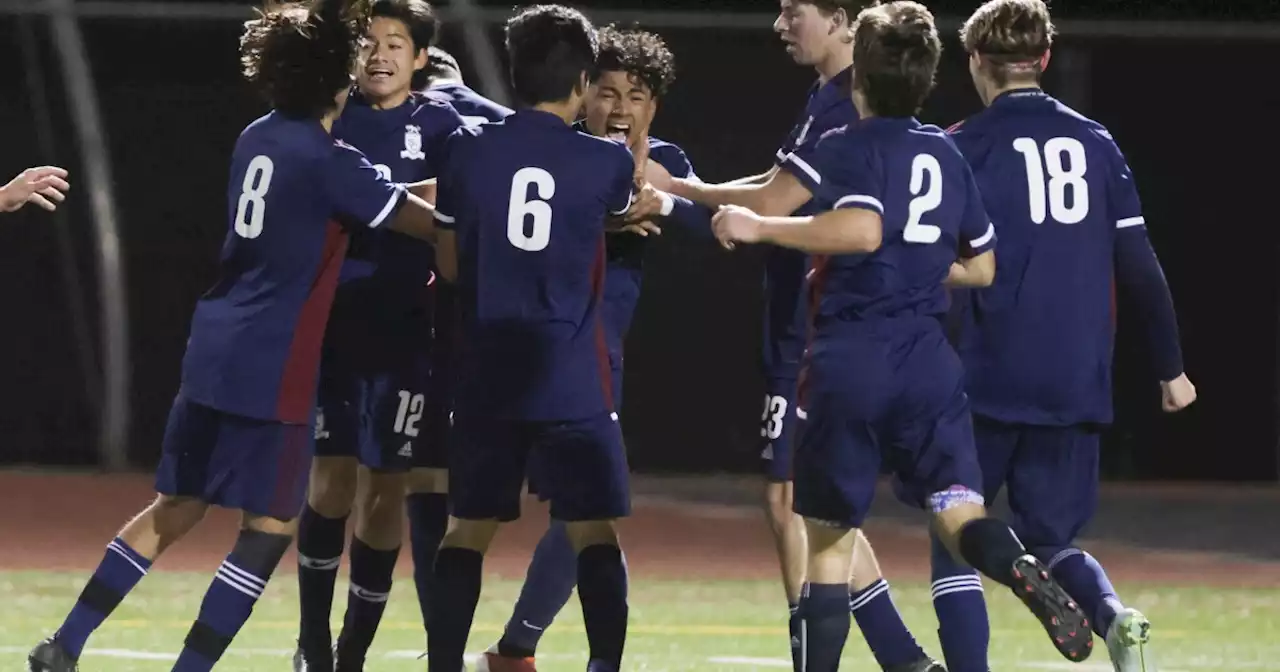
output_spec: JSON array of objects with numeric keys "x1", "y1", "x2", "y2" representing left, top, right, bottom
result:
[{"x1": 1, "y1": 166, "x2": 70, "y2": 213}]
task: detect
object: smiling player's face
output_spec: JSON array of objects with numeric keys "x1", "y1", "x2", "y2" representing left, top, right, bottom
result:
[
  {"x1": 774, "y1": 0, "x2": 842, "y2": 67},
  {"x1": 358, "y1": 17, "x2": 427, "y2": 105},
  {"x1": 585, "y1": 70, "x2": 658, "y2": 151}
]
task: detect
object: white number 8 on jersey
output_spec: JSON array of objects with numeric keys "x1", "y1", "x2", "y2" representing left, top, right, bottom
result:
[
  {"x1": 234, "y1": 155, "x2": 274, "y2": 239},
  {"x1": 507, "y1": 166, "x2": 556, "y2": 252}
]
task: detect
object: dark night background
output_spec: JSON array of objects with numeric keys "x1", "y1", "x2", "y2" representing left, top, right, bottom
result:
[{"x1": 1, "y1": 0, "x2": 1277, "y2": 481}]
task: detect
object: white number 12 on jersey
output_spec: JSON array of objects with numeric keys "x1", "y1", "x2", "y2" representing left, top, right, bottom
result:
[{"x1": 1012, "y1": 137, "x2": 1089, "y2": 224}]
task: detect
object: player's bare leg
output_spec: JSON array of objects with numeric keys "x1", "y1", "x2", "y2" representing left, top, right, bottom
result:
[
  {"x1": 406, "y1": 467, "x2": 450, "y2": 643},
  {"x1": 795, "y1": 520, "x2": 858, "y2": 672},
  {"x1": 932, "y1": 495, "x2": 1093, "y2": 662},
  {"x1": 170, "y1": 511, "x2": 297, "y2": 671},
  {"x1": 29, "y1": 495, "x2": 209, "y2": 671},
  {"x1": 295, "y1": 456, "x2": 358, "y2": 671},
  {"x1": 333, "y1": 467, "x2": 407, "y2": 670},
  {"x1": 848, "y1": 532, "x2": 944, "y2": 672},
  {"x1": 563, "y1": 520, "x2": 629, "y2": 672},
  {"x1": 765, "y1": 481, "x2": 809, "y2": 603}
]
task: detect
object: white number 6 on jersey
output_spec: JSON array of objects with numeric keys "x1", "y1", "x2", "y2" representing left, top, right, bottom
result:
[
  {"x1": 507, "y1": 167, "x2": 556, "y2": 252},
  {"x1": 904, "y1": 153, "x2": 942, "y2": 244}
]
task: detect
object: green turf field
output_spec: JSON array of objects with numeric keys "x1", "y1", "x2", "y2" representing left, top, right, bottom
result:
[{"x1": 4, "y1": 572, "x2": 1278, "y2": 670}]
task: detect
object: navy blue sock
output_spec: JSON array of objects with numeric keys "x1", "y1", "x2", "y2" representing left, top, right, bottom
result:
[
  {"x1": 426, "y1": 547, "x2": 483, "y2": 672},
  {"x1": 957, "y1": 517, "x2": 1028, "y2": 589},
  {"x1": 787, "y1": 602, "x2": 801, "y2": 672},
  {"x1": 1046, "y1": 548, "x2": 1122, "y2": 637},
  {"x1": 930, "y1": 533, "x2": 990, "y2": 672},
  {"x1": 798, "y1": 583, "x2": 850, "y2": 672},
  {"x1": 849, "y1": 579, "x2": 926, "y2": 668},
  {"x1": 335, "y1": 538, "x2": 400, "y2": 668},
  {"x1": 173, "y1": 529, "x2": 292, "y2": 671},
  {"x1": 295, "y1": 505, "x2": 347, "y2": 656},
  {"x1": 499, "y1": 520, "x2": 578, "y2": 657},
  {"x1": 55, "y1": 537, "x2": 152, "y2": 659},
  {"x1": 576, "y1": 544, "x2": 629, "y2": 672},
  {"x1": 406, "y1": 492, "x2": 448, "y2": 635}
]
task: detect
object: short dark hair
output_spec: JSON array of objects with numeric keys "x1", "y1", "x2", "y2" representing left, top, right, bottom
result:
[
  {"x1": 595, "y1": 24, "x2": 677, "y2": 99},
  {"x1": 240, "y1": 0, "x2": 366, "y2": 119},
  {"x1": 504, "y1": 4, "x2": 598, "y2": 106},
  {"x1": 426, "y1": 46, "x2": 463, "y2": 83},
  {"x1": 851, "y1": 1, "x2": 942, "y2": 118},
  {"x1": 369, "y1": 0, "x2": 437, "y2": 89},
  {"x1": 961, "y1": 0, "x2": 1055, "y2": 86},
  {"x1": 800, "y1": 0, "x2": 869, "y2": 24}
]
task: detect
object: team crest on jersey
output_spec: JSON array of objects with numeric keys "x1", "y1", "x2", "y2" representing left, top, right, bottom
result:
[{"x1": 400, "y1": 125, "x2": 425, "y2": 160}]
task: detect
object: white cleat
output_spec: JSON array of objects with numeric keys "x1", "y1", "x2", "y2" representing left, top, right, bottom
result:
[{"x1": 1106, "y1": 608, "x2": 1154, "y2": 672}]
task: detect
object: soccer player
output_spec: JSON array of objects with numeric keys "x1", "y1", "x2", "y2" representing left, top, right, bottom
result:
[
  {"x1": 660, "y1": 1, "x2": 941, "y2": 669},
  {"x1": 1, "y1": 165, "x2": 70, "y2": 213},
  {"x1": 425, "y1": 46, "x2": 515, "y2": 125},
  {"x1": 27, "y1": 2, "x2": 442, "y2": 671},
  {"x1": 292, "y1": 2, "x2": 464, "y2": 671},
  {"x1": 423, "y1": 6, "x2": 674, "y2": 672},
  {"x1": 713, "y1": 1, "x2": 1097, "y2": 668},
  {"x1": 944, "y1": 1, "x2": 1196, "y2": 669},
  {"x1": 477, "y1": 24, "x2": 711, "y2": 672}
]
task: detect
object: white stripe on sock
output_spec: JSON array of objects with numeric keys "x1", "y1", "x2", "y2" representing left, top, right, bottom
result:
[
  {"x1": 1046, "y1": 547, "x2": 1083, "y2": 571},
  {"x1": 297, "y1": 554, "x2": 341, "y2": 571},
  {"x1": 848, "y1": 579, "x2": 888, "y2": 612},
  {"x1": 349, "y1": 582, "x2": 390, "y2": 603},
  {"x1": 106, "y1": 541, "x2": 149, "y2": 576},
  {"x1": 215, "y1": 563, "x2": 264, "y2": 599},
  {"x1": 220, "y1": 561, "x2": 267, "y2": 591}
]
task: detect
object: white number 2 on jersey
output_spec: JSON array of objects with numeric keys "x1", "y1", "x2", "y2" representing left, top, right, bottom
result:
[
  {"x1": 1012, "y1": 137, "x2": 1089, "y2": 224},
  {"x1": 234, "y1": 154, "x2": 274, "y2": 239},
  {"x1": 904, "y1": 153, "x2": 943, "y2": 244},
  {"x1": 507, "y1": 167, "x2": 556, "y2": 252}
]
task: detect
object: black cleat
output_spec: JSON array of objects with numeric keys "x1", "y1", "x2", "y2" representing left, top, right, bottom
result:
[
  {"x1": 28, "y1": 638, "x2": 77, "y2": 672},
  {"x1": 1011, "y1": 554, "x2": 1094, "y2": 662},
  {"x1": 886, "y1": 658, "x2": 947, "y2": 672},
  {"x1": 292, "y1": 641, "x2": 335, "y2": 672}
]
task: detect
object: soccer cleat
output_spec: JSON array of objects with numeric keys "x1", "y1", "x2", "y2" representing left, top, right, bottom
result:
[
  {"x1": 27, "y1": 638, "x2": 78, "y2": 672},
  {"x1": 474, "y1": 642, "x2": 537, "y2": 672},
  {"x1": 886, "y1": 658, "x2": 947, "y2": 672},
  {"x1": 291, "y1": 641, "x2": 335, "y2": 672},
  {"x1": 1105, "y1": 608, "x2": 1154, "y2": 672},
  {"x1": 1010, "y1": 554, "x2": 1094, "y2": 662}
]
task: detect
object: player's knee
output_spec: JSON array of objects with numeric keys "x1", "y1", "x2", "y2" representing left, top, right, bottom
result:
[
  {"x1": 147, "y1": 494, "x2": 210, "y2": 539},
  {"x1": 763, "y1": 480, "x2": 794, "y2": 529},
  {"x1": 564, "y1": 519, "x2": 618, "y2": 551},
  {"x1": 243, "y1": 512, "x2": 298, "y2": 536},
  {"x1": 440, "y1": 516, "x2": 499, "y2": 553},
  {"x1": 803, "y1": 518, "x2": 856, "y2": 584},
  {"x1": 307, "y1": 456, "x2": 358, "y2": 517},
  {"x1": 353, "y1": 468, "x2": 407, "y2": 548},
  {"x1": 848, "y1": 530, "x2": 884, "y2": 589},
  {"x1": 406, "y1": 466, "x2": 448, "y2": 494},
  {"x1": 928, "y1": 485, "x2": 987, "y2": 547}
]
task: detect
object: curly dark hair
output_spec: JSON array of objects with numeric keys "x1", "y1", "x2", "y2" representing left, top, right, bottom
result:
[
  {"x1": 240, "y1": 0, "x2": 370, "y2": 119},
  {"x1": 595, "y1": 24, "x2": 677, "y2": 99},
  {"x1": 852, "y1": 1, "x2": 942, "y2": 118}
]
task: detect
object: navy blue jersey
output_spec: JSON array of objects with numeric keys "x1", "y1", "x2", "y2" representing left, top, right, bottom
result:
[
  {"x1": 434, "y1": 109, "x2": 635, "y2": 421},
  {"x1": 333, "y1": 92, "x2": 463, "y2": 299},
  {"x1": 949, "y1": 89, "x2": 1166, "y2": 425},
  {"x1": 427, "y1": 81, "x2": 514, "y2": 126},
  {"x1": 181, "y1": 112, "x2": 406, "y2": 424},
  {"x1": 791, "y1": 117, "x2": 995, "y2": 333},
  {"x1": 766, "y1": 66, "x2": 859, "y2": 381},
  {"x1": 595, "y1": 133, "x2": 698, "y2": 348}
]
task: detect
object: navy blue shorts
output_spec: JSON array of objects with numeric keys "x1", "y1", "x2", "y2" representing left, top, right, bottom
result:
[
  {"x1": 759, "y1": 378, "x2": 801, "y2": 482},
  {"x1": 793, "y1": 322, "x2": 984, "y2": 529},
  {"x1": 975, "y1": 417, "x2": 1101, "y2": 550},
  {"x1": 451, "y1": 412, "x2": 630, "y2": 523},
  {"x1": 154, "y1": 394, "x2": 312, "y2": 521}
]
